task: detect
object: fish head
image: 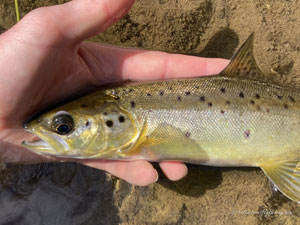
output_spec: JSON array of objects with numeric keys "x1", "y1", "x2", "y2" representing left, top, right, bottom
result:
[{"x1": 22, "y1": 94, "x2": 139, "y2": 159}]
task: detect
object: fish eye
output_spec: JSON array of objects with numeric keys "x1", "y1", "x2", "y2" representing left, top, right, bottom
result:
[{"x1": 52, "y1": 113, "x2": 74, "y2": 135}]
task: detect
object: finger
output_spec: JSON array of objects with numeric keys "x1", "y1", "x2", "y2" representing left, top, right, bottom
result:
[
  {"x1": 14, "y1": 0, "x2": 135, "y2": 45},
  {"x1": 82, "y1": 160, "x2": 158, "y2": 186},
  {"x1": 121, "y1": 50, "x2": 229, "y2": 80},
  {"x1": 159, "y1": 161, "x2": 188, "y2": 181},
  {"x1": 79, "y1": 43, "x2": 229, "y2": 84},
  {"x1": 60, "y1": 0, "x2": 135, "y2": 42}
]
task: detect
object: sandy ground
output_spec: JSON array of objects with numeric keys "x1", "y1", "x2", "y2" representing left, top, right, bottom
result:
[{"x1": 1, "y1": 0, "x2": 300, "y2": 224}]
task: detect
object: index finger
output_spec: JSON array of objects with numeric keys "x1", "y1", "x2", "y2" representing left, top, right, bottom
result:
[{"x1": 79, "y1": 43, "x2": 229, "y2": 83}]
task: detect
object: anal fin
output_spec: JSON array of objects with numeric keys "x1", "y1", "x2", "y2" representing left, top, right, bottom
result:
[{"x1": 260, "y1": 158, "x2": 300, "y2": 203}]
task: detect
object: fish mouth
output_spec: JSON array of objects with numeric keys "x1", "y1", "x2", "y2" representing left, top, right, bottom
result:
[
  {"x1": 22, "y1": 129, "x2": 80, "y2": 158},
  {"x1": 22, "y1": 131, "x2": 56, "y2": 155}
]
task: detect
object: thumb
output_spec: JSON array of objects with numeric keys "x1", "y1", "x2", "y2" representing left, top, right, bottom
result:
[
  {"x1": 57, "y1": 0, "x2": 135, "y2": 42},
  {"x1": 9, "y1": 0, "x2": 135, "y2": 45}
]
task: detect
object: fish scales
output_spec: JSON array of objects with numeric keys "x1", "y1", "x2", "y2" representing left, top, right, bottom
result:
[
  {"x1": 22, "y1": 34, "x2": 300, "y2": 203},
  {"x1": 110, "y1": 76, "x2": 300, "y2": 166}
]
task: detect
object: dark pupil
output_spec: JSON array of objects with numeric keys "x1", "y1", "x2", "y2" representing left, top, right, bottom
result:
[
  {"x1": 57, "y1": 124, "x2": 70, "y2": 134},
  {"x1": 52, "y1": 113, "x2": 74, "y2": 135}
]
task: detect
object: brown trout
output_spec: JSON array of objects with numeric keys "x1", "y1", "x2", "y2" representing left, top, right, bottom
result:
[{"x1": 23, "y1": 34, "x2": 300, "y2": 203}]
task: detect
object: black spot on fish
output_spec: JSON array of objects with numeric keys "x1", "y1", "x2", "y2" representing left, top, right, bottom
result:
[
  {"x1": 81, "y1": 104, "x2": 87, "y2": 108},
  {"x1": 284, "y1": 104, "x2": 289, "y2": 109},
  {"x1": 185, "y1": 131, "x2": 191, "y2": 138},
  {"x1": 119, "y1": 116, "x2": 125, "y2": 123},
  {"x1": 200, "y1": 96, "x2": 205, "y2": 102},
  {"x1": 256, "y1": 106, "x2": 261, "y2": 111},
  {"x1": 130, "y1": 101, "x2": 135, "y2": 108},
  {"x1": 221, "y1": 110, "x2": 225, "y2": 114},
  {"x1": 177, "y1": 96, "x2": 182, "y2": 101},
  {"x1": 250, "y1": 100, "x2": 255, "y2": 105},
  {"x1": 129, "y1": 88, "x2": 134, "y2": 93},
  {"x1": 288, "y1": 96, "x2": 295, "y2": 102},
  {"x1": 220, "y1": 88, "x2": 226, "y2": 93},
  {"x1": 208, "y1": 102, "x2": 213, "y2": 107},
  {"x1": 106, "y1": 120, "x2": 113, "y2": 127},
  {"x1": 255, "y1": 94, "x2": 260, "y2": 99},
  {"x1": 185, "y1": 91, "x2": 191, "y2": 96},
  {"x1": 85, "y1": 121, "x2": 90, "y2": 126},
  {"x1": 147, "y1": 93, "x2": 151, "y2": 97},
  {"x1": 195, "y1": 86, "x2": 199, "y2": 89},
  {"x1": 168, "y1": 87, "x2": 173, "y2": 91},
  {"x1": 239, "y1": 92, "x2": 244, "y2": 98},
  {"x1": 244, "y1": 130, "x2": 250, "y2": 138},
  {"x1": 159, "y1": 91, "x2": 164, "y2": 96},
  {"x1": 277, "y1": 95, "x2": 283, "y2": 100},
  {"x1": 103, "y1": 112, "x2": 108, "y2": 116},
  {"x1": 226, "y1": 100, "x2": 231, "y2": 105}
]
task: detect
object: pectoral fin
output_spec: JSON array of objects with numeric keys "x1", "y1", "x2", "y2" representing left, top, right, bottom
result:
[
  {"x1": 260, "y1": 158, "x2": 300, "y2": 203},
  {"x1": 139, "y1": 124, "x2": 209, "y2": 163}
]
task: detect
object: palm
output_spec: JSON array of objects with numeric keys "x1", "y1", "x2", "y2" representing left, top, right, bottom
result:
[
  {"x1": 0, "y1": 23, "x2": 94, "y2": 163},
  {"x1": 0, "y1": 0, "x2": 228, "y2": 185},
  {"x1": 0, "y1": 33, "x2": 89, "y2": 125}
]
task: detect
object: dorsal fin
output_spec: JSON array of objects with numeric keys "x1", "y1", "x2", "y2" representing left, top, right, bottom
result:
[
  {"x1": 220, "y1": 33, "x2": 265, "y2": 82},
  {"x1": 220, "y1": 33, "x2": 300, "y2": 88}
]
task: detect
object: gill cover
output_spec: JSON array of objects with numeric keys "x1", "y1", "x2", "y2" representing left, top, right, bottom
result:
[{"x1": 90, "y1": 98, "x2": 141, "y2": 158}]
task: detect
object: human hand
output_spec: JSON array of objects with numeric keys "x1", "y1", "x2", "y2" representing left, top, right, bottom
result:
[{"x1": 0, "y1": 0, "x2": 228, "y2": 185}]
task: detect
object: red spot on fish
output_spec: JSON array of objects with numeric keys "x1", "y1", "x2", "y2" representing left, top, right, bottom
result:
[{"x1": 244, "y1": 130, "x2": 250, "y2": 138}]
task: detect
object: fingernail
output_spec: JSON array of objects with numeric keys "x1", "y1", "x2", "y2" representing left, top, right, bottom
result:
[{"x1": 154, "y1": 170, "x2": 159, "y2": 183}]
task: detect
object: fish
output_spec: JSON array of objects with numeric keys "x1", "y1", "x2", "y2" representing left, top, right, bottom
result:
[{"x1": 22, "y1": 34, "x2": 300, "y2": 203}]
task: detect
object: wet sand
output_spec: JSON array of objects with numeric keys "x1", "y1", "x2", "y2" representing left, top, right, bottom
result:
[{"x1": 1, "y1": 0, "x2": 300, "y2": 224}]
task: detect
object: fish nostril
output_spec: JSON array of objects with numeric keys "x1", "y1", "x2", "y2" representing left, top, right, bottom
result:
[{"x1": 23, "y1": 123, "x2": 28, "y2": 129}]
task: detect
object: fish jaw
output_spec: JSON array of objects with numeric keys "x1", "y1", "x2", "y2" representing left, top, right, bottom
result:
[
  {"x1": 22, "y1": 122, "x2": 73, "y2": 156},
  {"x1": 22, "y1": 139, "x2": 54, "y2": 154},
  {"x1": 22, "y1": 130, "x2": 63, "y2": 156},
  {"x1": 22, "y1": 134, "x2": 85, "y2": 158}
]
